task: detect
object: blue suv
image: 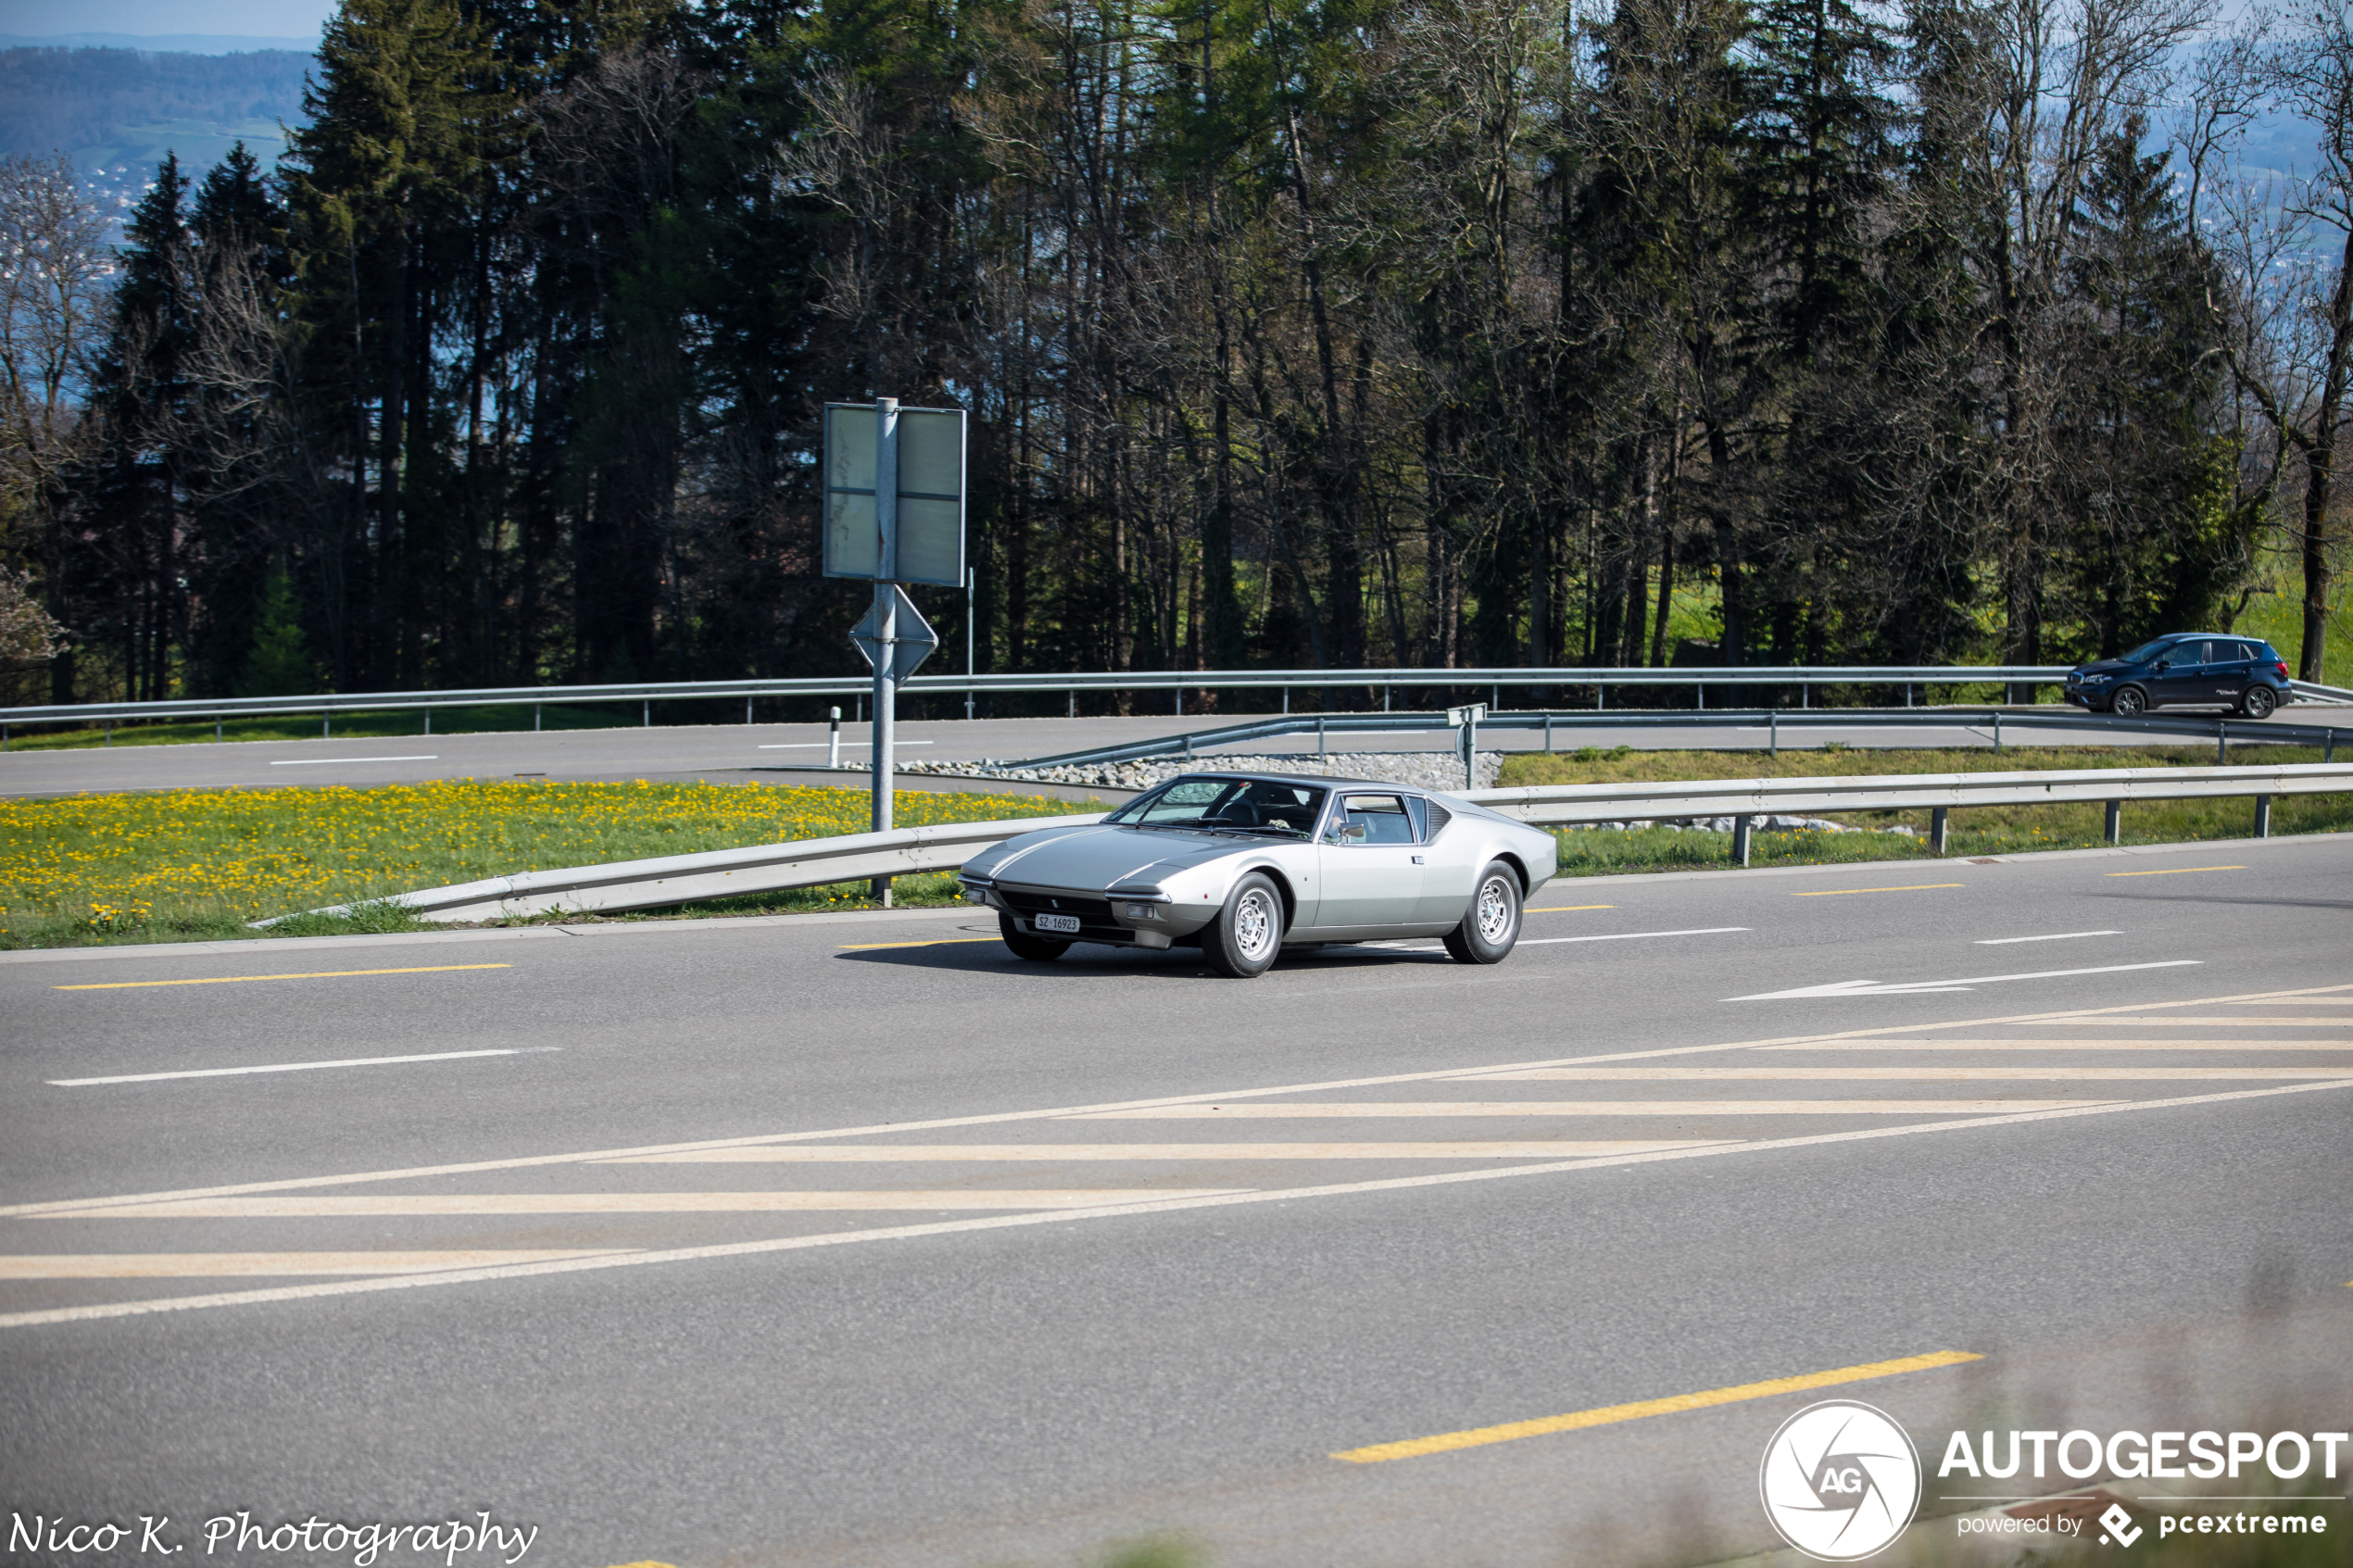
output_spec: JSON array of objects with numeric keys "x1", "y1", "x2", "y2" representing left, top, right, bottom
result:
[{"x1": 2063, "y1": 633, "x2": 2293, "y2": 719}]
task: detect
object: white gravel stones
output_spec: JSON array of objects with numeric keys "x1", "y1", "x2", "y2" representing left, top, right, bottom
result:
[{"x1": 846, "y1": 750, "x2": 1507, "y2": 792}]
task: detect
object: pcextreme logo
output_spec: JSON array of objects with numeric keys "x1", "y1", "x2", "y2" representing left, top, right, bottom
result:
[{"x1": 1759, "y1": 1401, "x2": 1924, "y2": 1562}]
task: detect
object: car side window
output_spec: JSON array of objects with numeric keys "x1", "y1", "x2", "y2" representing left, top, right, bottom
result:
[
  {"x1": 1335, "y1": 794, "x2": 1416, "y2": 845},
  {"x1": 2227, "y1": 641, "x2": 2258, "y2": 662}
]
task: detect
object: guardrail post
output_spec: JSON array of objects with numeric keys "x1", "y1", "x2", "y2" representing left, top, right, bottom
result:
[
  {"x1": 215, "y1": 716, "x2": 222, "y2": 741},
  {"x1": 1801, "y1": 681, "x2": 1809, "y2": 709},
  {"x1": 2255, "y1": 795, "x2": 2271, "y2": 837},
  {"x1": 424, "y1": 708, "x2": 432, "y2": 736},
  {"x1": 535, "y1": 703, "x2": 542, "y2": 732},
  {"x1": 643, "y1": 700, "x2": 650, "y2": 728},
  {"x1": 1318, "y1": 716, "x2": 1327, "y2": 758},
  {"x1": 1992, "y1": 712, "x2": 2001, "y2": 753},
  {"x1": 1544, "y1": 714, "x2": 1553, "y2": 753},
  {"x1": 2329, "y1": 730, "x2": 2337, "y2": 763},
  {"x1": 1769, "y1": 710, "x2": 1779, "y2": 758},
  {"x1": 322, "y1": 713, "x2": 329, "y2": 738},
  {"x1": 1731, "y1": 815, "x2": 1752, "y2": 866},
  {"x1": 1931, "y1": 807, "x2": 1949, "y2": 856},
  {"x1": 746, "y1": 696, "x2": 753, "y2": 725},
  {"x1": 106, "y1": 721, "x2": 113, "y2": 746},
  {"x1": 1068, "y1": 689, "x2": 1075, "y2": 718},
  {"x1": 2, "y1": 723, "x2": 7, "y2": 751},
  {"x1": 1695, "y1": 683, "x2": 1704, "y2": 710},
  {"x1": 2105, "y1": 800, "x2": 2121, "y2": 845},
  {"x1": 1283, "y1": 687, "x2": 1290, "y2": 715},
  {"x1": 2216, "y1": 722, "x2": 2226, "y2": 763},
  {"x1": 1597, "y1": 682, "x2": 1606, "y2": 711}
]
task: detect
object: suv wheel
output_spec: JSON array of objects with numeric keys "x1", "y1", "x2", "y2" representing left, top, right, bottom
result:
[
  {"x1": 2109, "y1": 684, "x2": 2148, "y2": 717},
  {"x1": 2241, "y1": 684, "x2": 2278, "y2": 720}
]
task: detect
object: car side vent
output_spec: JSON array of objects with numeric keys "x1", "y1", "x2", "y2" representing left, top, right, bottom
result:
[{"x1": 1425, "y1": 802, "x2": 1452, "y2": 836}]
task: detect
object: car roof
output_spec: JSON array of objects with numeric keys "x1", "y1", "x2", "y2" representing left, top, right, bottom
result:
[{"x1": 1164, "y1": 770, "x2": 1430, "y2": 797}]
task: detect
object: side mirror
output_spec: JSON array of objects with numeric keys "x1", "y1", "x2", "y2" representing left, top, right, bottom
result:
[
  {"x1": 2154, "y1": 659, "x2": 2171, "y2": 672},
  {"x1": 1340, "y1": 822, "x2": 1367, "y2": 843}
]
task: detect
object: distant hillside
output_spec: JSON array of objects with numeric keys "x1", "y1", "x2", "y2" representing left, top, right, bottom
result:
[{"x1": 0, "y1": 45, "x2": 310, "y2": 186}]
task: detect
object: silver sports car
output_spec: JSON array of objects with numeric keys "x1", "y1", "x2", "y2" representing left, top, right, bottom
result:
[{"x1": 958, "y1": 771, "x2": 1562, "y2": 977}]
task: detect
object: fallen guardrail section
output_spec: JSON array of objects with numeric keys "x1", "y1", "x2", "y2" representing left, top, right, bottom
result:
[
  {"x1": 278, "y1": 760, "x2": 2353, "y2": 925},
  {"x1": 283, "y1": 812, "x2": 1101, "y2": 924},
  {"x1": 1473, "y1": 761, "x2": 2353, "y2": 860}
]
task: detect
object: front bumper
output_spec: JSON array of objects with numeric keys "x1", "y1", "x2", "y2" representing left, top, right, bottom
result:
[{"x1": 959, "y1": 879, "x2": 1214, "y2": 947}]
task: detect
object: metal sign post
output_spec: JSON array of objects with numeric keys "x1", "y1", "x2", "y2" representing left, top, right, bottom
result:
[
  {"x1": 1446, "y1": 703, "x2": 1487, "y2": 791},
  {"x1": 824, "y1": 397, "x2": 967, "y2": 904}
]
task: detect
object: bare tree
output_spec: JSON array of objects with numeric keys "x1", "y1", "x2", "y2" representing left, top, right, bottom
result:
[{"x1": 0, "y1": 154, "x2": 112, "y2": 558}]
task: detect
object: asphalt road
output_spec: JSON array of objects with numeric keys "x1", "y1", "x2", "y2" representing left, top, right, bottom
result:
[
  {"x1": 1, "y1": 837, "x2": 2348, "y2": 1567},
  {"x1": 2, "y1": 708, "x2": 2324, "y2": 797}
]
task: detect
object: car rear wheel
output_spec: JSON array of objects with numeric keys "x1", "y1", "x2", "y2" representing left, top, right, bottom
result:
[
  {"x1": 2241, "y1": 684, "x2": 2278, "y2": 720},
  {"x1": 999, "y1": 911, "x2": 1070, "y2": 961},
  {"x1": 1442, "y1": 862, "x2": 1522, "y2": 965},
  {"x1": 1203, "y1": 872, "x2": 1284, "y2": 978},
  {"x1": 2109, "y1": 684, "x2": 2148, "y2": 717}
]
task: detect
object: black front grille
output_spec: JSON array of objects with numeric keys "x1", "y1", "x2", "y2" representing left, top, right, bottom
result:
[{"x1": 998, "y1": 886, "x2": 1127, "y2": 943}]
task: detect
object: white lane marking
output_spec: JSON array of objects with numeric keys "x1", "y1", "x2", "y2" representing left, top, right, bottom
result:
[
  {"x1": 50, "y1": 1048, "x2": 556, "y2": 1086},
  {"x1": 1066, "y1": 1099, "x2": 2112, "y2": 1118},
  {"x1": 759, "y1": 740, "x2": 932, "y2": 748},
  {"x1": 1362, "y1": 926, "x2": 1748, "y2": 953},
  {"x1": 267, "y1": 756, "x2": 438, "y2": 766},
  {"x1": 1470, "y1": 1067, "x2": 2352, "y2": 1082},
  {"x1": 50, "y1": 1191, "x2": 1248, "y2": 1219},
  {"x1": 2024, "y1": 1017, "x2": 2353, "y2": 1027},
  {"x1": 12, "y1": 981, "x2": 2344, "y2": 1222},
  {"x1": 0, "y1": 1250, "x2": 635, "y2": 1278},
  {"x1": 1731, "y1": 960, "x2": 2201, "y2": 999},
  {"x1": 9, "y1": 1079, "x2": 2346, "y2": 1330},
  {"x1": 1975, "y1": 931, "x2": 2121, "y2": 945},
  {"x1": 601, "y1": 1140, "x2": 1730, "y2": 1163}
]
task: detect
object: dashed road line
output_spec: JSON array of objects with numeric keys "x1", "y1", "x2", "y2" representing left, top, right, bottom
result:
[
  {"x1": 55, "y1": 964, "x2": 512, "y2": 992},
  {"x1": 51, "y1": 1047, "x2": 554, "y2": 1086},
  {"x1": 1329, "y1": 1351, "x2": 1983, "y2": 1463}
]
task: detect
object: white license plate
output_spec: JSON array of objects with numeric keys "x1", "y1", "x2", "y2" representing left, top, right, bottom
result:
[{"x1": 1034, "y1": 912, "x2": 1082, "y2": 935}]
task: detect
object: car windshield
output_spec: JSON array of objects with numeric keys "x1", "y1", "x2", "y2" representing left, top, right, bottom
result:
[
  {"x1": 1106, "y1": 777, "x2": 1327, "y2": 837},
  {"x1": 2120, "y1": 637, "x2": 2178, "y2": 663}
]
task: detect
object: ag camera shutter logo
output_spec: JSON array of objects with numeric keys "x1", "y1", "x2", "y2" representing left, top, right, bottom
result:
[{"x1": 1759, "y1": 1400, "x2": 1923, "y2": 1561}]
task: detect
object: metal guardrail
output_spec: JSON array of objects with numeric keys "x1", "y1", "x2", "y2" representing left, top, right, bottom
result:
[
  {"x1": 298, "y1": 760, "x2": 2353, "y2": 923},
  {"x1": 280, "y1": 812, "x2": 1104, "y2": 925},
  {"x1": 1009, "y1": 706, "x2": 2353, "y2": 770},
  {"x1": 5, "y1": 663, "x2": 2077, "y2": 734}
]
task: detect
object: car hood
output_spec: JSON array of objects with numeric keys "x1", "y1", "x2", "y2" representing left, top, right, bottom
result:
[
  {"x1": 2071, "y1": 658, "x2": 2133, "y2": 677},
  {"x1": 965, "y1": 822, "x2": 1260, "y2": 889}
]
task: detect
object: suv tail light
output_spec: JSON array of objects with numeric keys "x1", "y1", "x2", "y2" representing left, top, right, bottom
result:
[{"x1": 2276, "y1": 660, "x2": 2290, "y2": 678}]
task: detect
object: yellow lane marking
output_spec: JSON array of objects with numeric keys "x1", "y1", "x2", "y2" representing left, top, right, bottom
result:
[
  {"x1": 1791, "y1": 884, "x2": 1964, "y2": 897},
  {"x1": 56, "y1": 964, "x2": 511, "y2": 991},
  {"x1": 6, "y1": 984, "x2": 2344, "y2": 1222},
  {"x1": 0, "y1": 1250, "x2": 634, "y2": 1279},
  {"x1": 1763, "y1": 1041, "x2": 2353, "y2": 1051},
  {"x1": 838, "y1": 936, "x2": 1002, "y2": 950},
  {"x1": 2106, "y1": 865, "x2": 2246, "y2": 877},
  {"x1": 2032, "y1": 1018, "x2": 2351, "y2": 1027},
  {"x1": 1330, "y1": 1350, "x2": 1983, "y2": 1464},
  {"x1": 1069, "y1": 1099, "x2": 2113, "y2": 1119},
  {"x1": 48, "y1": 1190, "x2": 1248, "y2": 1219},
  {"x1": 1526, "y1": 904, "x2": 1616, "y2": 912},
  {"x1": 1470, "y1": 1067, "x2": 2351, "y2": 1082},
  {"x1": 599, "y1": 1140, "x2": 1729, "y2": 1163}
]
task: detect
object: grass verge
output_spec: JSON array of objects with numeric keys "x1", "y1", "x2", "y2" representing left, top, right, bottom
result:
[{"x1": 0, "y1": 780, "x2": 1099, "y2": 949}]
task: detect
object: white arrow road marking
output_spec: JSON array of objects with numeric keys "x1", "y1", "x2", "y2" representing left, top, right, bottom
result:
[{"x1": 1730, "y1": 960, "x2": 2202, "y2": 1000}]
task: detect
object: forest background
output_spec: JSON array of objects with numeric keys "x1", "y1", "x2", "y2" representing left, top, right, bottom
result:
[{"x1": 5, "y1": 0, "x2": 2353, "y2": 721}]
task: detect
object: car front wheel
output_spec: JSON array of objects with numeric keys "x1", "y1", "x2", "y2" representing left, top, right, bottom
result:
[
  {"x1": 2241, "y1": 684, "x2": 2278, "y2": 719},
  {"x1": 2109, "y1": 684, "x2": 2148, "y2": 717},
  {"x1": 1443, "y1": 862, "x2": 1523, "y2": 965},
  {"x1": 1203, "y1": 872, "x2": 1285, "y2": 978},
  {"x1": 999, "y1": 911, "x2": 1070, "y2": 961}
]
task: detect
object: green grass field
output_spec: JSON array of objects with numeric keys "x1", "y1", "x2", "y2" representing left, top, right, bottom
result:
[{"x1": 0, "y1": 780, "x2": 1100, "y2": 950}]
